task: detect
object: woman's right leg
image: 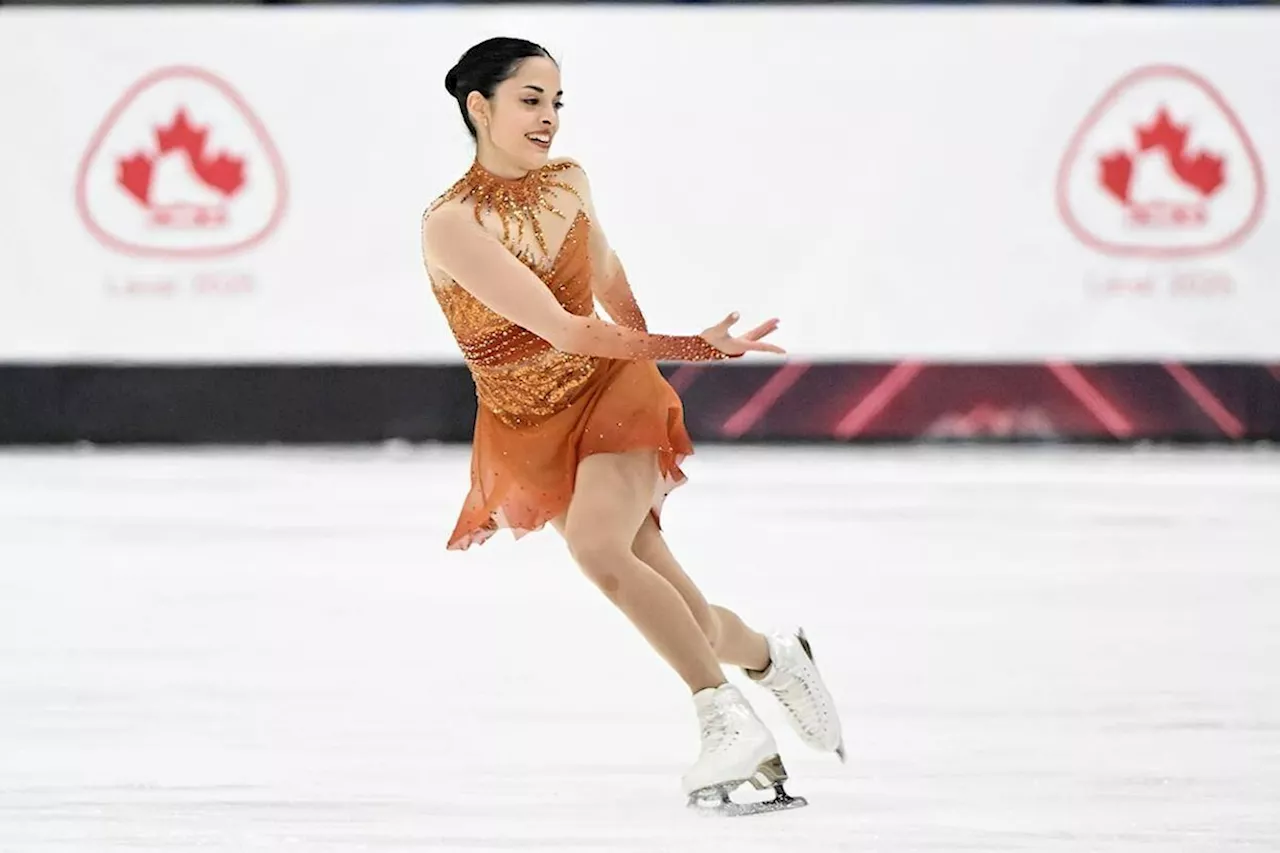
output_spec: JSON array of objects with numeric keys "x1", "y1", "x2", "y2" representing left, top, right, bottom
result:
[
  {"x1": 553, "y1": 449, "x2": 725, "y2": 694},
  {"x1": 555, "y1": 457, "x2": 797, "y2": 803}
]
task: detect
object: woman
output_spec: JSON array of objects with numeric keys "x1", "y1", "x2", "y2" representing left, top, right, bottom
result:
[{"x1": 420, "y1": 37, "x2": 844, "y2": 815}]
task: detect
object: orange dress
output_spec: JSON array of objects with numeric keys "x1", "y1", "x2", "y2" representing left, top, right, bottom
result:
[{"x1": 422, "y1": 160, "x2": 730, "y2": 551}]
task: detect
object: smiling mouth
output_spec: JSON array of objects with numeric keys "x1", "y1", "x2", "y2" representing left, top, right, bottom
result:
[{"x1": 526, "y1": 133, "x2": 552, "y2": 147}]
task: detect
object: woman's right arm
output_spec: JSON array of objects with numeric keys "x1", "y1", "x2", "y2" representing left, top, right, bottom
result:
[{"x1": 423, "y1": 207, "x2": 743, "y2": 363}]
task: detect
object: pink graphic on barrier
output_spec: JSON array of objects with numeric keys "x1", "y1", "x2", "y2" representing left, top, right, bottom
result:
[
  {"x1": 721, "y1": 364, "x2": 811, "y2": 438},
  {"x1": 1047, "y1": 362, "x2": 1134, "y2": 438},
  {"x1": 1162, "y1": 363, "x2": 1244, "y2": 438},
  {"x1": 665, "y1": 361, "x2": 1276, "y2": 441},
  {"x1": 925, "y1": 404, "x2": 1058, "y2": 440},
  {"x1": 832, "y1": 361, "x2": 924, "y2": 439}
]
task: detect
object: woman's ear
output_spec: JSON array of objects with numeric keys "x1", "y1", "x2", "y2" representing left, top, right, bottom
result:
[{"x1": 466, "y1": 91, "x2": 489, "y2": 130}]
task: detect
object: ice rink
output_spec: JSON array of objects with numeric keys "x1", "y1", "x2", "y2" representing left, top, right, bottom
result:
[{"x1": 1, "y1": 444, "x2": 1277, "y2": 852}]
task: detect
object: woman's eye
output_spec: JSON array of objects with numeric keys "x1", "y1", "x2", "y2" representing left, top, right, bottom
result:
[
  {"x1": 523, "y1": 98, "x2": 538, "y2": 106},
  {"x1": 554, "y1": 102, "x2": 564, "y2": 110}
]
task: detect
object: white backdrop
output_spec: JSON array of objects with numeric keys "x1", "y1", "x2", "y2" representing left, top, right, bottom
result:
[{"x1": 1, "y1": 6, "x2": 1276, "y2": 363}]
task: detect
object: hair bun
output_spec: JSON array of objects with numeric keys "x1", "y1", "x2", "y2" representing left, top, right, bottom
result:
[{"x1": 443, "y1": 38, "x2": 554, "y2": 140}]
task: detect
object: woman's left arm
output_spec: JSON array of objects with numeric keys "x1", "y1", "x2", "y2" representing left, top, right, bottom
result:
[{"x1": 561, "y1": 160, "x2": 649, "y2": 332}]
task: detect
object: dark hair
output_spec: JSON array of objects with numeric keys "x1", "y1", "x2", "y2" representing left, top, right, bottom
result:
[{"x1": 444, "y1": 37, "x2": 556, "y2": 139}]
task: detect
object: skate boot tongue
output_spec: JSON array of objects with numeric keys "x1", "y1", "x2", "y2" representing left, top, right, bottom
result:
[
  {"x1": 696, "y1": 683, "x2": 753, "y2": 717},
  {"x1": 682, "y1": 684, "x2": 808, "y2": 816},
  {"x1": 692, "y1": 684, "x2": 726, "y2": 713},
  {"x1": 693, "y1": 684, "x2": 740, "y2": 742}
]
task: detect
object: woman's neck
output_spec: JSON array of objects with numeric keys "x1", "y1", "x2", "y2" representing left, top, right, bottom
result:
[{"x1": 473, "y1": 146, "x2": 529, "y2": 181}]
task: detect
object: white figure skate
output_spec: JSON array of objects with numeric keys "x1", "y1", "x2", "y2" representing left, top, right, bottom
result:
[
  {"x1": 746, "y1": 627, "x2": 847, "y2": 762},
  {"x1": 682, "y1": 683, "x2": 807, "y2": 817}
]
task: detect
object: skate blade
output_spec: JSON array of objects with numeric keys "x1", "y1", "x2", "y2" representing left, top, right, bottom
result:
[
  {"x1": 690, "y1": 789, "x2": 809, "y2": 817},
  {"x1": 797, "y1": 626, "x2": 814, "y2": 662},
  {"x1": 686, "y1": 756, "x2": 807, "y2": 817}
]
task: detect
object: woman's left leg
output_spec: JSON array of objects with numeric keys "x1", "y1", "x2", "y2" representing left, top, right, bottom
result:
[
  {"x1": 632, "y1": 515, "x2": 847, "y2": 761},
  {"x1": 630, "y1": 514, "x2": 772, "y2": 673}
]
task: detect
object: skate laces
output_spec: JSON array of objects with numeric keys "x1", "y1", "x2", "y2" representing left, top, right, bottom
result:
[
  {"x1": 700, "y1": 699, "x2": 740, "y2": 753},
  {"x1": 773, "y1": 663, "x2": 826, "y2": 738}
]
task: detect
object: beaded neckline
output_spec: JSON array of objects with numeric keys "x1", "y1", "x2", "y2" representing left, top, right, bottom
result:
[
  {"x1": 466, "y1": 160, "x2": 547, "y2": 186},
  {"x1": 442, "y1": 159, "x2": 582, "y2": 257}
]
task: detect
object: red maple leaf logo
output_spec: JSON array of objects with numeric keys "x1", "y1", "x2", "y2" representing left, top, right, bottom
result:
[
  {"x1": 116, "y1": 108, "x2": 246, "y2": 205},
  {"x1": 1099, "y1": 152, "x2": 1133, "y2": 203},
  {"x1": 1098, "y1": 106, "x2": 1226, "y2": 203},
  {"x1": 117, "y1": 153, "x2": 154, "y2": 205}
]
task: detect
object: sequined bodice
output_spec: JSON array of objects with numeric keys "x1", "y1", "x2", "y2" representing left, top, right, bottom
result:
[{"x1": 425, "y1": 162, "x2": 602, "y2": 427}]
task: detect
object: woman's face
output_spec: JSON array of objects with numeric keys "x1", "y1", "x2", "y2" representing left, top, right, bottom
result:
[{"x1": 470, "y1": 56, "x2": 563, "y2": 173}]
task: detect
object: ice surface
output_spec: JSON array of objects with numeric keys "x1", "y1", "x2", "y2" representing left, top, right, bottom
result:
[{"x1": 1, "y1": 445, "x2": 1277, "y2": 851}]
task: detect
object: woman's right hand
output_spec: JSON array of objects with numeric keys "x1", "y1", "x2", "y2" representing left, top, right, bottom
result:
[{"x1": 700, "y1": 312, "x2": 786, "y2": 357}]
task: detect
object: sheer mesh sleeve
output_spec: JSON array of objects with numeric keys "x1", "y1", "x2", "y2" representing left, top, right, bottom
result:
[
  {"x1": 594, "y1": 253, "x2": 648, "y2": 332},
  {"x1": 564, "y1": 319, "x2": 731, "y2": 362},
  {"x1": 577, "y1": 164, "x2": 650, "y2": 333}
]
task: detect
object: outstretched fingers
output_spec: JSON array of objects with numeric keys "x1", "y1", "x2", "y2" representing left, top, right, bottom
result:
[
  {"x1": 739, "y1": 317, "x2": 784, "y2": 353},
  {"x1": 706, "y1": 312, "x2": 786, "y2": 355},
  {"x1": 740, "y1": 338, "x2": 787, "y2": 354},
  {"x1": 742, "y1": 318, "x2": 780, "y2": 341}
]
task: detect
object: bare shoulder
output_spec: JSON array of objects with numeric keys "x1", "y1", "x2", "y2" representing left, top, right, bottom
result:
[
  {"x1": 548, "y1": 155, "x2": 586, "y2": 175},
  {"x1": 422, "y1": 186, "x2": 470, "y2": 226},
  {"x1": 420, "y1": 197, "x2": 476, "y2": 262},
  {"x1": 547, "y1": 156, "x2": 593, "y2": 194},
  {"x1": 423, "y1": 194, "x2": 471, "y2": 224}
]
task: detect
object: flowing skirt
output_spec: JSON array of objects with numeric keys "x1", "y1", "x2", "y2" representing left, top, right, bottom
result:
[{"x1": 446, "y1": 359, "x2": 694, "y2": 550}]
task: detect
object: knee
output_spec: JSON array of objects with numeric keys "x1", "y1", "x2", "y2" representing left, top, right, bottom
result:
[{"x1": 564, "y1": 527, "x2": 629, "y2": 598}]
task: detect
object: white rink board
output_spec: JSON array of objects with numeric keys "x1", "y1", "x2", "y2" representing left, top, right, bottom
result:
[{"x1": 1, "y1": 6, "x2": 1278, "y2": 362}]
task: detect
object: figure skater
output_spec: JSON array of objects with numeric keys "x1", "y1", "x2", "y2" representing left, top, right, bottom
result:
[{"x1": 420, "y1": 36, "x2": 844, "y2": 815}]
